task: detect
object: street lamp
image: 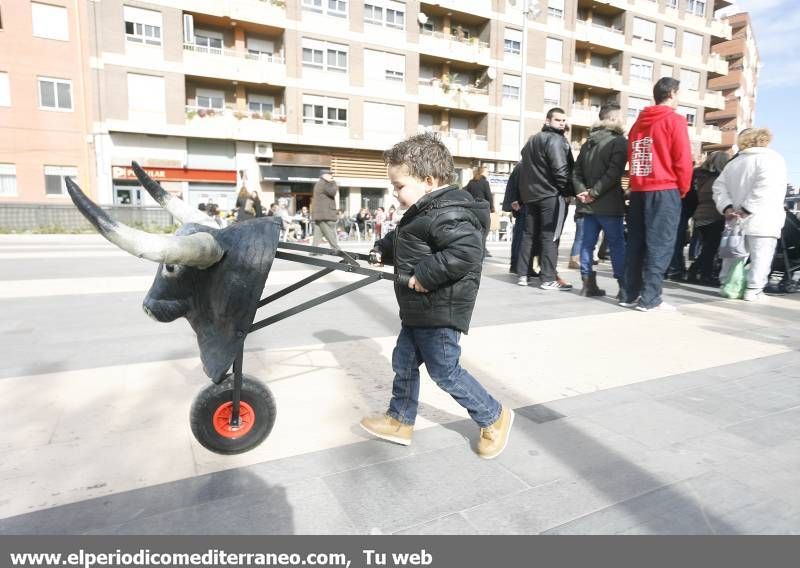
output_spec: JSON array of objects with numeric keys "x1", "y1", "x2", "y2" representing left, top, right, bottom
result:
[{"x1": 518, "y1": 1, "x2": 541, "y2": 150}]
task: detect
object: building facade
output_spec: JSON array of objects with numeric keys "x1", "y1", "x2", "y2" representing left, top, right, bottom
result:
[
  {"x1": 704, "y1": 11, "x2": 758, "y2": 153},
  {"x1": 1, "y1": 0, "x2": 735, "y2": 210}
]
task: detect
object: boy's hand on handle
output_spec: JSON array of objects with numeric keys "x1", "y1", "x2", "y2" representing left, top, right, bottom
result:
[
  {"x1": 368, "y1": 249, "x2": 383, "y2": 266},
  {"x1": 408, "y1": 275, "x2": 429, "y2": 293}
]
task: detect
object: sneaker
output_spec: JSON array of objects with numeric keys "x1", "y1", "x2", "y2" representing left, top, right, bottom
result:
[
  {"x1": 743, "y1": 289, "x2": 768, "y2": 302},
  {"x1": 517, "y1": 276, "x2": 529, "y2": 286},
  {"x1": 477, "y1": 407, "x2": 515, "y2": 460},
  {"x1": 636, "y1": 301, "x2": 677, "y2": 312},
  {"x1": 618, "y1": 295, "x2": 640, "y2": 308},
  {"x1": 540, "y1": 280, "x2": 572, "y2": 291},
  {"x1": 359, "y1": 414, "x2": 413, "y2": 446}
]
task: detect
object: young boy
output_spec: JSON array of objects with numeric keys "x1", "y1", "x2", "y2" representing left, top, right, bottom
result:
[{"x1": 360, "y1": 132, "x2": 514, "y2": 459}]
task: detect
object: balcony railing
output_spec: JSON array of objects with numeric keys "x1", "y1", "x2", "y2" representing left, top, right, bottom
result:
[
  {"x1": 417, "y1": 125, "x2": 487, "y2": 141},
  {"x1": 185, "y1": 105, "x2": 287, "y2": 122},
  {"x1": 420, "y1": 29, "x2": 489, "y2": 50},
  {"x1": 183, "y1": 43, "x2": 286, "y2": 65},
  {"x1": 418, "y1": 77, "x2": 489, "y2": 96}
]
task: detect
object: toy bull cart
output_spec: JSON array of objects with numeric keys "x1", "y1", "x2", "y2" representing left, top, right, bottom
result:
[{"x1": 67, "y1": 163, "x2": 394, "y2": 454}]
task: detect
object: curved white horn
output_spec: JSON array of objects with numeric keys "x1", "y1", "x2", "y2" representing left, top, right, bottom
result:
[
  {"x1": 66, "y1": 177, "x2": 224, "y2": 269},
  {"x1": 132, "y1": 161, "x2": 218, "y2": 228}
]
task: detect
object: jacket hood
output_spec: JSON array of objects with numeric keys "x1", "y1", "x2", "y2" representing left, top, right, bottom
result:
[
  {"x1": 405, "y1": 184, "x2": 490, "y2": 231},
  {"x1": 589, "y1": 119, "x2": 625, "y2": 136},
  {"x1": 542, "y1": 124, "x2": 566, "y2": 135},
  {"x1": 635, "y1": 105, "x2": 679, "y2": 128}
]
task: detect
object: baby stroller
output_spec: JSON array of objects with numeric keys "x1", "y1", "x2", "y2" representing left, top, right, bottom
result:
[{"x1": 766, "y1": 201, "x2": 800, "y2": 294}]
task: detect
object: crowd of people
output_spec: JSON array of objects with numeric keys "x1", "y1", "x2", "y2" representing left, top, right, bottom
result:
[{"x1": 502, "y1": 76, "x2": 789, "y2": 309}]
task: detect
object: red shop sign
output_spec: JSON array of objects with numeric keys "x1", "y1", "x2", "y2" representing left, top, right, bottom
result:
[{"x1": 112, "y1": 166, "x2": 236, "y2": 183}]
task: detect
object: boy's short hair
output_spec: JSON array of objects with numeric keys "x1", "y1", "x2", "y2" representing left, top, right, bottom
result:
[
  {"x1": 653, "y1": 77, "x2": 680, "y2": 104},
  {"x1": 546, "y1": 107, "x2": 565, "y2": 119},
  {"x1": 598, "y1": 102, "x2": 621, "y2": 120},
  {"x1": 383, "y1": 132, "x2": 454, "y2": 183}
]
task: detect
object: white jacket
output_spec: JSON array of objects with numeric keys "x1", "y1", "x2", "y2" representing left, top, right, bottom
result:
[{"x1": 712, "y1": 147, "x2": 787, "y2": 238}]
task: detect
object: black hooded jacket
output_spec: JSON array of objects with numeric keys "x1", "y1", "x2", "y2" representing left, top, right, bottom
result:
[
  {"x1": 572, "y1": 120, "x2": 628, "y2": 217},
  {"x1": 519, "y1": 125, "x2": 574, "y2": 203},
  {"x1": 373, "y1": 184, "x2": 490, "y2": 333}
]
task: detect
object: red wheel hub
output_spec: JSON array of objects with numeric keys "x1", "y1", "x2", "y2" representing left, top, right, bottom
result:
[{"x1": 212, "y1": 401, "x2": 256, "y2": 439}]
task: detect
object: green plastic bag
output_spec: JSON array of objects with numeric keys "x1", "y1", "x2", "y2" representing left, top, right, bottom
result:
[{"x1": 720, "y1": 258, "x2": 748, "y2": 299}]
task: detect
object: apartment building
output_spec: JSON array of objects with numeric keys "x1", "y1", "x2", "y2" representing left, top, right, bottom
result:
[
  {"x1": 704, "y1": 11, "x2": 758, "y2": 153},
  {"x1": 2, "y1": 0, "x2": 735, "y2": 209},
  {"x1": 0, "y1": 1, "x2": 94, "y2": 204}
]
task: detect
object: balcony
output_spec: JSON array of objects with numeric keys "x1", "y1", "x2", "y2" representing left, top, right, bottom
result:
[
  {"x1": 710, "y1": 19, "x2": 733, "y2": 41},
  {"x1": 570, "y1": 104, "x2": 600, "y2": 127},
  {"x1": 185, "y1": 105, "x2": 288, "y2": 141},
  {"x1": 183, "y1": 43, "x2": 287, "y2": 86},
  {"x1": 700, "y1": 124, "x2": 723, "y2": 144},
  {"x1": 572, "y1": 63, "x2": 623, "y2": 90},
  {"x1": 418, "y1": 126, "x2": 489, "y2": 157},
  {"x1": 708, "y1": 53, "x2": 729, "y2": 75},
  {"x1": 187, "y1": 0, "x2": 287, "y2": 27},
  {"x1": 574, "y1": 20, "x2": 625, "y2": 50},
  {"x1": 427, "y1": 0, "x2": 493, "y2": 17},
  {"x1": 418, "y1": 29, "x2": 490, "y2": 64},
  {"x1": 417, "y1": 78, "x2": 490, "y2": 112}
]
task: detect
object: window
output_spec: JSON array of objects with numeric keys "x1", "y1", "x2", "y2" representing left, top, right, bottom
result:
[
  {"x1": 44, "y1": 166, "x2": 77, "y2": 196},
  {"x1": 302, "y1": 38, "x2": 348, "y2": 73},
  {"x1": 630, "y1": 58, "x2": 653, "y2": 81},
  {"x1": 502, "y1": 119, "x2": 520, "y2": 150},
  {"x1": 632, "y1": 17, "x2": 656, "y2": 43},
  {"x1": 663, "y1": 26, "x2": 676, "y2": 48},
  {"x1": 194, "y1": 29, "x2": 223, "y2": 54},
  {"x1": 677, "y1": 105, "x2": 696, "y2": 126},
  {"x1": 303, "y1": 0, "x2": 347, "y2": 18},
  {"x1": 661, "y1": 64, "x2": 674, "y2": 78},
  {"x1": 547, "y1": 0, "x2": 564, "y2": 18},
  {"x1": 31, "y1": 2, "x2": 69, "y2": 41},
  {"x1": 365, "y1": 1, "x2": 404, "y2": 29},
  {"x1": 545, "y1": 37, "x2": 562, "y2": 63},
  {"x1": 504, "y1": 28, "x2": 522, "y2": 56},
  {"x1": 303, "y1": 95, "x2": 348, "y2": 127},
  {"x1": 124, "y1": 5, "x2": 162, "y2": 46},
  {"x1": 665, "y1": 0, "x2": 678, "y2": 9},
  {"x1": 680, "y1": 69, "x2": 700, "y2": 91},
  {"x1": 364, "y1": 102, "x2": 405, "y2": 135},
  {"x1": 364, "y1": 49, "x2": 405, "y2": 83},
  {"x1": 683, "y1": 32, "x2": 704, "y2": 57},
  {"x1": 248, "y1": 94, "x2": 275, "y2": 115},
  {"x1": 0, "y1": 164, "x2": 16, "y2": 197},
  {"x1": 450, "y1": 116, "x2": 470, "y2": 137},
  {"x1": 128, "y1": 73, "x2": 165, "y2": 121},
  {"x1": 246, "y1": 36, "x2": 275, "y2": 60},
  {"x1": 544, "y1": 81, "x2": 561, "y2": 105},
  {"x1": 687, "y1": 0, "x2": 706, "y2": 17},
  {"x1": 196, "y1": 88, "x2": 224, "y2": 110},
  {"x1": 38, "y1": 77, "x2": 72, "y2": 110},
  {"x1": 627, "y1": 96, "x2": 649, "y2": 118},
  {"x1": 0, "y1": 71, "x2": 9, "y2": 106},
  {"x1": 502, "y1": 75, "x2": 521, "y2": 101}
]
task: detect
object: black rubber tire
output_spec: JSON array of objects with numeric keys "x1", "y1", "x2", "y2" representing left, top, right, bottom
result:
[{"x1": 190, "y1": 374, "x2": 276, "y2": 455}]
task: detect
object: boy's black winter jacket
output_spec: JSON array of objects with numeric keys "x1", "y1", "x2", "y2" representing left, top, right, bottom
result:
[{"x1": 373, "y1": 184, "x2": 489, "y2": 333}]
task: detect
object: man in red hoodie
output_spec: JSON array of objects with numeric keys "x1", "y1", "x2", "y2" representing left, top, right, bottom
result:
[{"x1": 620, "y1": 77, "x2": 693, "y2": 312}]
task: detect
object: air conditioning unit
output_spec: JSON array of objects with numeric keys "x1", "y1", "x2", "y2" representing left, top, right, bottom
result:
[{"x1": 254, "y1": 142, "x2": 273, "y2": 159}]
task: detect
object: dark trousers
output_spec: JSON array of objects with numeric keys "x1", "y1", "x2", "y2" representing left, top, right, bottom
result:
[
  {"x1": 689, "y1": 219, "x2": 725, "y2": 281},
  {"x1": 510, "y1": 205, "x2": 531, "y2": 271},
  {"x1": 667, "y1": 208, "x2": 691, "y2": 277},
  {"x1": 623, "y1": 189, "x2": 681, "y2": 309},
  {"x1": 516, "y1": 196, "x2": 563, "y2": 282}
]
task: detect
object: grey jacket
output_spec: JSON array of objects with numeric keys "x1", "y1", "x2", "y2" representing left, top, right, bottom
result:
[{"x1": 311, "y1": 178, "x2": 339, "y2": 222}]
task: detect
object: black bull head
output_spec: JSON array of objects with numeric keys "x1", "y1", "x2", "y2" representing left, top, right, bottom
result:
[{"x1": 66, "y1": 162, "x2": 281, "y2": 383}]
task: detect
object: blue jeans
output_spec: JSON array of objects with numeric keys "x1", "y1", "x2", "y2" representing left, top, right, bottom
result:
[
  {"x1": 623, "y1": 190, "x2": 681, "y2": 309},
  {"x1": 570, "y1": 215, "x2": 584, "y2": 257},
  {"x1": 580, "y1": 215, "x2": 626, "y2": 279},
  {"x1": 387, "y1": 326, "x2": 501, "y2": 428}
]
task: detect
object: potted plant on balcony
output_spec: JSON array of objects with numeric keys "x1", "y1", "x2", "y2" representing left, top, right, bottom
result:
[{"x1": 234, "y1": 110, "x2": 248, "y2": 120}]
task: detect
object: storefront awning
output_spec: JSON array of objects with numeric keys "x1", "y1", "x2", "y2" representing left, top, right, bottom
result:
[{"x1": 260, "y1": 165, "x2": 323, "y2": 183}]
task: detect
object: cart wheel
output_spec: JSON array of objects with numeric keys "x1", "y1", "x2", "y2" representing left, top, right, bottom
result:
[
  {"x1": 784, "y1": 280, "x2": 798, "y2": 294},
  {"x1": 190, "y1": 374, "x2": 276, "y2": 455}
]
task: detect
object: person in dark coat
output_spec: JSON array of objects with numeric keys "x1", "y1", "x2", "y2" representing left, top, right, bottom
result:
[
  {"x1": 572, "y1": 103, "x2": 628, "y2": 298},
  {"x1": 516, "y1": 107, "x2": 575, "y2": 290},
  {"x1": 464, "y1": 166, "x2": 495, "y2": 257},
  {"x1": 686, "y1": 151, "x2": 731, "y2": 285},
  {"x1": 502, "y1": 163, "x2": 538, "y2": 276},
  {"x1": 361, "y1": 132, "x2": 513, "y2": 460},
  {"x1": 311, "y1": 170, "x2": 340, "y2": 250}
]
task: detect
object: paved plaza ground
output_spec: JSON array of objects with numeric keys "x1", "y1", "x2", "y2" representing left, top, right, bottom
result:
[{"x1": 0, "y1": 233, "x2": 799, "y2": 534}]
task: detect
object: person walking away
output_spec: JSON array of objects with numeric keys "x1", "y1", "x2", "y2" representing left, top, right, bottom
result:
[
  {"x1": 362, "y1": 132, "x2": 513, "y2": 459},
  {"x1": 572, "y1": 103, "x2": 628, "y2": 298},
  {"x1": 516, "y1": 107, "x2": 575, "y2": 290},
  {"x1": 687, "y1": 151, "x2": 730, "y2": 286},
  {"x1": 311, "y1": 170, "x2": 341, "y2": 250},
  {"x1": 620, "y1": 77, "x2": 693, "y2": 312},
  {"x1": 712, "y1": 128, "x2": 787, "y2": 302},
  {"x1": 464, "y1": 165, "x2": 495, "y2": 257}
]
